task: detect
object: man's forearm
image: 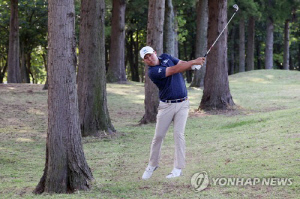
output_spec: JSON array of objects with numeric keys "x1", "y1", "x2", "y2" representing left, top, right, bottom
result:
[
  {"x1": 165, "y1": 60, "x2": 195, "y2": 77},
  {"x1": 175, "y1": 60, "x2": 196, "y2": 72}
]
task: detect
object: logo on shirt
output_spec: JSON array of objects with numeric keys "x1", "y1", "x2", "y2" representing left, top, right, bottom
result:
[
  {"x1": 158, "y1": 68, "x2": 162, "y2": 73},
  {"x1": 162, "y1": 59, "x2": 169, "y2": 65}
]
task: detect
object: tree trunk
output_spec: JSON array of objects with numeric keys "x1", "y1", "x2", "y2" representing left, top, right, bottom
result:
[
  {"x1": 7, "y1": 0, "x2": 21, "y2": 83},
  {"x1": 173, "y1": 8, "x2": 178, "y2": 58},
  {"x1": 107, "y1": 0, "x2": 127, "y2": 83},
  {"x1": 0, "y1": 61, "x2": 8, "y2": 83},
  {"x1": 190, "y1": 0, "x2": 208, "y2": 88},
  {"x1": 200, "y1": 0, "x2": 235, "y2": 110},
  {"x1": 140, "y1": 0, "x2": 165, "y2": 124},
  {"x1": 298, "y1": 43, "x2": 300, "y2": 71},
  {"x1": 246, "y1": 16, "x2": 255, "y2": 71},
  {"x1": 42, "y1": 52, "x2": 48, "y2": 90},
  {"x1": 164, "y1": 0, "x2": 176, "y2": 55},
  {"x1": 128, "y1": 30, "x2": 140, "y2": 82},
  {"x1": 26, "y1": 52, "x2": 34, "y2": 83},
  {"x1": 239, "y1": 16, "x2": 245, "y2": 72},
  {"x1": 20, "y1": 42, "x2": 30, "y2": 83},
  {"x1": 256, "y1": 40, "x2": 261, "y2": 69},
  {"x1": 77, "y1": 0, "x2": 115, "y2": 136},
  {"x1": 265, "y1": 17, "x2": 274, "y2": 69},
  {"x1": 127, "y1": 30, "x2": 139, "y2": 82},
  {"x1": 289, "y1": 54, "x2": 293, "y2": 70},
  {"x1": 228, "y1": 26, "x2": 236, "y2": 75},
  {"x1": 283, "y1": 19, "x2": 290, "y2": 70},
  {"x1": 34, "y1": 0, "x2": 93, "y2": 194},
  {"x1": 134, "y1": 29, "x2": 140, "y2": 79}
]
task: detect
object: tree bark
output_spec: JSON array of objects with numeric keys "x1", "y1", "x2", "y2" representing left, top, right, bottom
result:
[
  {"x1": 239, "y1": 16, "x2": 245, "y2": 72},
  {"x1": 77, "y1": 0, "x2": 115, "y2": 136},
  {"x1": 200, "y1": 0, "x2": 235, "y2": 110},
  {"x1": 173, "y1": 9, "x2": 179, "y2": 58},
  {"x1": 283, "y1": 19, "x2": 290, "y2": 70},
  {"x1": 163, "y1": 0, "x2": 176, "y2": 55},
  {"x1": 20, "y1": 42, "x2": 30, "y2": 83},
  {"x1": 228, "y1": 26, "x2": 236, "y2": 75},
  {"x1": 26, "y1": 52, "x2": 34, "y2": 83},
  {"x1": 265, "y1": 16, "x2": 274, "y2": 69},
  {"x1": 246, "y1": 16, "x2": 255, "y2": 71},
  {"x1": 256, "y1": 41, "x2": 261, "y2": 69},
  {"x1": 34, "y1": 0, "x2": 93, "y2": 194},
  {"x1": 7, "y1": 0, "x2": 21, "y2": 83},
  {"x1": 190, "y1": 0, "x2": 208, "y2": 88},
  {"x1": 127, "y1": 30, "x2": 139, "y2": 82},
  {"x1": 107, "y1": 0, "x2": 127, "y2": 83},
  {"x1": 140, "y1": 0, "x2": 165, "y2": 124}
]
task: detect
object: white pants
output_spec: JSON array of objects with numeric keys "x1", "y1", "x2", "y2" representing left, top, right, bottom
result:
[{"x1": 148, "y1": 100, "x2": 189, "y2": 169}]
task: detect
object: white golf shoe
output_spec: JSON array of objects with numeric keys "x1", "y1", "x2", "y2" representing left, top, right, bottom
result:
[
  {"x1": 166, "y1": 168, "x2": 182, "y2": 179},
  {"x1": 142, "y1": 165, "x2": 158, "y2": 180}
]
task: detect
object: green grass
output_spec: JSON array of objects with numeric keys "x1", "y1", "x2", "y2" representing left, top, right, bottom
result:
[{"x1": 0, "y1": 70, "x2": 300, "y2": 198}]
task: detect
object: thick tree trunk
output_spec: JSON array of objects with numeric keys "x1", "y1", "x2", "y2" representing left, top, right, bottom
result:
[
  {"x1": 265, "y1": 17, "x2": 274, "y2": 69},
  {"x1": 77, "y1": 0, "x2": 115, "y2": 136},
  {"x1": 239, "y1": 16, "x2": 245, "y2": 72},
  {"x1": 34, "y1": 0, "x2": 93, "y2": 194},
  {"x1": 140, "y1": 0, "x2": 165, "y2": 124},
  {"x1": 246, "y1": 16, "x2": 255, "y2": 71},
  {"x1": 283, "y1": 19, "x2": 290, "y2": 70},
  {"x1": 107, "y1": 0, "x2": 127, "y2": 83},
  {"x1": 200, "y1": 0, "x2": 235, "y2": 110},
  {"x1": 7, "y1": 0, "x2": 21, "y2": 83},
  {"x1": 190, "y1": 0, "x2": 208, "y2": 88},
  {"x1": 163, "y1": 0, "x2": 176, "y2": 55}
]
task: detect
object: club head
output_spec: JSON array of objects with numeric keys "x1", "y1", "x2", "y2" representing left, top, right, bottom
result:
[{"x1": 233, "y1": 4, "x2": 239, "y2": 12}]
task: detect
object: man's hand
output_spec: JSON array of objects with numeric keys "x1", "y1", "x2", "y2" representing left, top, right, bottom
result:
[{"x1": 193, "y1": 57, "x2": 206, "y2": 66}]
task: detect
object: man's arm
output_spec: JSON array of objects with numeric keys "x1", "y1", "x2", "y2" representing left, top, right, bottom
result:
[{"x1": 165, "y1": 57, "x2": 205, "y2": 77}]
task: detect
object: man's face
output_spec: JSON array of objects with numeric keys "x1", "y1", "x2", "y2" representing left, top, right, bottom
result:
[{"x1": 143, "y1": 52, "x2": 159, "y2": 66}]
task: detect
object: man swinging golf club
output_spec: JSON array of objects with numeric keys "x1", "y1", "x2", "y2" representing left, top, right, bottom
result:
[
  {"x1": 140, "y1": 4, "x2": 239, "y2": 180},
  {"x1": 140, "y1": 46, "x2": 205, "y2": 179}
]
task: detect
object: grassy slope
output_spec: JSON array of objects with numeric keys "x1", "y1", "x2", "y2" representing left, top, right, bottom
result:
[{"x1": 0, "y1": 70, "x2": 299, "y2": 199}]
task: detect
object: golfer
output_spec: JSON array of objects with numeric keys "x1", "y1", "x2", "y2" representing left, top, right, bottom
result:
[{"x1": 140, "y1": 46, "x2": 205, "y2": 179}]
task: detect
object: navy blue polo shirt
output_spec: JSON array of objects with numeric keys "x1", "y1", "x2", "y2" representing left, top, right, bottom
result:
[{"x1": 148, "y1": 53, "x2": 187, "y2": 101}]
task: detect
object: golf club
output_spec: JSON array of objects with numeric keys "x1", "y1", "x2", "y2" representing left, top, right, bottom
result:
[
  {"x1": 204, "y1": 4, "x2": 239, "y2": 57},
  {"x1": 192, "y1": 4, "x2": 239, "y2": 70}
]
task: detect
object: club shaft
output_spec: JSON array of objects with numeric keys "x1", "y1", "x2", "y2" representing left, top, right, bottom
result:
[{"x1": 204, "y1": 10, "x2": 238, "y2": 57}]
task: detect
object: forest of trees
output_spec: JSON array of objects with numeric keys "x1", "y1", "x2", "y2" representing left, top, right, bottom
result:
[
  {"x1": 1, "y1": 0, "x2": 300, "y2": 194},
  {"x1": 1, "y1": 0, "x2": 300, "y2": 85}
]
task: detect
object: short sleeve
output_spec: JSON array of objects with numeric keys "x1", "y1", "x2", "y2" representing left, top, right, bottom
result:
[
  {"x1": 148, "y1": 66, "x2": 166, "y2": 80},
  {"x1": 169, "y1": 55, "x2": 180, "y2": 65}
]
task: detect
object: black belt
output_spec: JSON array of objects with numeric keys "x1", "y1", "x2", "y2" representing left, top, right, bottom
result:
[{"x1": 161, "y1": 97, "x2": 188, "y2": 103}]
